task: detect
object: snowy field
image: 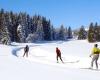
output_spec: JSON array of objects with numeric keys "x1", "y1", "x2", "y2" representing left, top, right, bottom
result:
[{"x1": 0, "y1": 40, "x2": 100, "y2": 80}]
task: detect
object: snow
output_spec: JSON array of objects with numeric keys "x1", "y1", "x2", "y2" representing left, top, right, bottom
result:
[{"x1": 0, "y1": 40, "x2": 100, "y2": 80}]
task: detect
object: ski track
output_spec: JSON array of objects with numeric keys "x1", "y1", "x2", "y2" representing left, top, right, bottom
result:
[{"x1": 15, "y1": 45, "x2": 100, "y2": 70}]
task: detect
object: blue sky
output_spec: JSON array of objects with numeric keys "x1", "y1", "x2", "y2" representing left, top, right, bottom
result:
[{"x1": 0, "y1": 0, "x2": 100, "y2": 29}]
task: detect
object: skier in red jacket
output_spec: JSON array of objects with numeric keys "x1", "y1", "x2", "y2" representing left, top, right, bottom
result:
[{"x1": 56, "y1": 47, "x2": 64, "y2": 63}]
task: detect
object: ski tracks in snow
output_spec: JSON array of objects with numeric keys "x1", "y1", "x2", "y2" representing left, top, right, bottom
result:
[
  {"x1": 14, "y1": 45, "x2": 100, "y2": 71},
  {"x1": 15, "y1": 46, "x2": 82, "y2": 69}
]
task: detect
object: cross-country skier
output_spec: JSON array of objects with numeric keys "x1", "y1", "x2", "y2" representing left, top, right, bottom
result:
[
  {"x1": 23, "y1": 45, "x2": 29, "y2": 57},
  {"x1": 89, "y1": 44, "x2": 100, "y2": 69},
  {"x1": 56, "y1": 47, "x2": 64, "y2": 63}
]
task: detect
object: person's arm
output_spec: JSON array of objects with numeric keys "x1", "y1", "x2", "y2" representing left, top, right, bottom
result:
[
  {"x1": 89, "y1": 53, "x2": 93, "y2": 57},
  {"x1": 89, "y1": 48, "x2": 94, "y2": 57}
]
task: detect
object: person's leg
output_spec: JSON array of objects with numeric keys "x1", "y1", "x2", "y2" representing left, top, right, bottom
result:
[
  {"x1": 23, "y1": 52, "x2": 26, "y2": 57},
  {"x1": 95, "y1": 59, "x2": 98, "y2": 69},
  {"x1": 91, "y1": 55, "x2": 96, "y2": 68},
  {"x1": 95, "y1": 55, "x2": 99, "y2": 69},
  {"x1": 26, "y1": 52, "x2": 28, "y2": 57},
  {"x1": 59, "y1": 56, "x2": 64, "y2": 63},
  {"x1": 56, "y1": 55, "x2": 59, "y2": 63}
]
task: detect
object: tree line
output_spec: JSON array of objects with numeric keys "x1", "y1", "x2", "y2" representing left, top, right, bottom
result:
[
  {"x1": 0, "y1": 9, "x2": 73, "y2": 44},
  {"x1": 77, "y1": 22, "x2": 100, "y2": 43}
]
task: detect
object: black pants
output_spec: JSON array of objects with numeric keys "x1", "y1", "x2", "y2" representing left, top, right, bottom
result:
[
  {"x1": 23, "y1": 51, "x2": 28, "y2": 57},
  {"x1": 56, "y1": 55, "x2": 63, "y2": 63}
]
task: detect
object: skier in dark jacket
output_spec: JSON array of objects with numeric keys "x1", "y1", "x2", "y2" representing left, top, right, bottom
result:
[
  {"x1": 23, "y1": 45, "x2": 29, "y2": 57},
  {"x1": 56, "y1": 47, "x2": 64, "y2": 63}
]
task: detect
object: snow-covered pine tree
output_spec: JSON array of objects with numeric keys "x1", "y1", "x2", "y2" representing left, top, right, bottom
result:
[
  {"x1": 53, "y1": 28, "x2": 59, "y2": 40},
  {"x1": 17, "y1": 13, "x2": 27, "y2": 42},
  {"x1": 17, "y1": 24, "x2": 26, "y2": 42},
  {"x1": 58, "y1": 25, "x2": 65, "y2": 40},
  {"x1": 0, "y1": 9, "x2": 10, "y2": 44},
  {"x1": 3, "y1": 12, "x2": 11, "y2": 44},
  {"x1": 0, "y1": 9, "x2": 5, "y2": 42},
  {"x1": 26, "y1": 14, "x2": 32, "y2": 35},
  {"x1": 32, "y1": 15, "x2": 38, "y2": 33},
  {"x1": 36, "y1": 19, "x2": 44, "y2": 41},
  {"x1": 26, "y1": 15, "x2": 44, "y2": 42},
  {"x1": 26, "y1": 33, "x2": 38, "y2": 43},
  {"x1": 8, "y1": 11, "x2": 19, "y2": 42}
]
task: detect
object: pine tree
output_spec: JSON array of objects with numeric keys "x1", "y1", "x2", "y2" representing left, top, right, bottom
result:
[
  {"x1": 50, "y1": 25, "x2": 54, "y2": 40},
  {"x1": 26, "y1": 14, "x2": 32, "y2": 34},
  {"x1": 94, "y1": 22, "x2": 99, "y2": 41},
  {"x1": 67, "y1": 26, "x2": 73, "y2": 39},
  {"x1": 58, "y1": 25, "x2": 65, "y2": 40},
  {"x1": 64, "y1": 27, "x2": 68, "y2": 40},
  {"x1": 52, "y1": 27, "x2": 56, "y2": 40},
  {"x1": 78, "y1": 26, "x2": 87, "y2": 40},
  {"x1": 9, "y1": 12, "x2": 19, "y2": 42},
  {"x1": 88, "y1": 23, "x2": 95, "y2": 42},
  {"x1": 0, "y1": 9, "x2": 10, "y2": 44},
  {"x1": 17, "y1": 13, "x2": 27, "y2": 42},
  {"x1": 36, "y1": 19, "x2": 44, "y2": 41},
  {"x1": 17, "y1": 24, "x2": 26, "y2": 42},
  {"x1": 97, "y1": 26, "x2": 100, "y2": 41},
  {"x1": 0, "y1": 9, "x2": 4, "y2": 41},
  {"x1": 42, "y1": 18, "x2": 52, "y2": 40},
  {"x1": 26, "y1": 33, "x2": 38, "y2": 43},
  {"x1": 4, "y1": 12, "x2": 11, "y2": 44}
]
